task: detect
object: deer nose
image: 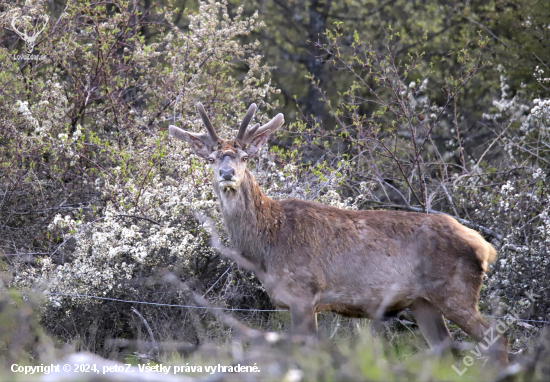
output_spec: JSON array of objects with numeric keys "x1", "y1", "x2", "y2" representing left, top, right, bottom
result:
[{"x1": 219, "y1": 167, "x2": 235, "y2": 181}]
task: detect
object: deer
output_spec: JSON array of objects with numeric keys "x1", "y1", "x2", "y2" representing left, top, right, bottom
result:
[{"x1": 168, "y1": 103, "x2": 509, "y2": 366}]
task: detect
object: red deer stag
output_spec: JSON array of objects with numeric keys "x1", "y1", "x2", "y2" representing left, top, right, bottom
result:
[{"x1": 168, "y1": 103, "x2": 508, "y2": 365}]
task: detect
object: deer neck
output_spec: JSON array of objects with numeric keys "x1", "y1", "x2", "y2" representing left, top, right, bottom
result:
[{"x1": 214, "y1": 169, "x2": 283, "y2": 269}]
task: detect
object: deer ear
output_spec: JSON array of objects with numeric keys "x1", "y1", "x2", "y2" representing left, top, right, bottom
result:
[
  {"x1": 247, "y1": 130, "x2": 270, "y2": 157},
  {"x1": 169, "y1": 125, "x2": 212, "y2": 159}
]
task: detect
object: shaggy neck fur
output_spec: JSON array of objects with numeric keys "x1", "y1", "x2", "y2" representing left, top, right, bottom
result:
[{"x1": 213, "y1": 169, "x2": 284, "y2": 270}]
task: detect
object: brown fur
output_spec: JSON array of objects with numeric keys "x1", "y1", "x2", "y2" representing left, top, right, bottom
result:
[
  {"x1": 224, "y1": 172, "x2": 506, "y2": 365},
  {"x1": 249, "y1": 174, "x2": 284, "y2": 242}
]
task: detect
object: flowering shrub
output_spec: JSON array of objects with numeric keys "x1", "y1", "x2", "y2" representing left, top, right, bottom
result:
[
  {"x1": 467, "y1": 72, "x2": 550, "y2": 320},
  {"x1": 1, "y1": 0, "x2": 549, "y2": 358},
  {"x1": 14, "y1": 139, "x2": 218, "y2": 302},
  {"x1": 0, "y1": 0, "x2": 285, "y2": 344},
  {"x1": 287, "y1": 23, "x2": 550, "y2": 329}
]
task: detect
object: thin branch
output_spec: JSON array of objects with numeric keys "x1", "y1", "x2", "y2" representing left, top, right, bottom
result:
[
  {"x1": 164, "y1": 272, "x2": 266, "y2": 340},
  {"x1": 131, "y1": 307, "x2": 159, "y2": 355},
  {"x1": 465, "y1": 17, "x2": 510, "y2": 48},
  {"x1": 475, "y1": 121, "x2": 512, "y2": 168}
]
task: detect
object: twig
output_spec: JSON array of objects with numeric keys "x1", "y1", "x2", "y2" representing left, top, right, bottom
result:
[
  {"x1": 146, "y1": 52, "x2": 215, "y2": 128},
  {"x1": 475, "y1": 122, "x2": 512, "y2": 168},
  {"x1": 131, "y1": 307, "x2": 159, "y2": 355},
  {"x1": 454, "y1": 97, "x2": 467, "y2": 172},
  {"x1": 465, "y1": 17, "x2": 510, "y2": 48},
  {"x1": 203, "y1": 266, "x2": 231, "y2": 297},
  {"x1": 440, "y1": 182, "x2": 459, "y2": 217},
  {"x1": 164, "y1": 273, "x2": 265, "y2": 340}
]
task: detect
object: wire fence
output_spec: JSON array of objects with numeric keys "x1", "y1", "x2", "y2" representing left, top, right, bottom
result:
[
  {"x1": 45, "y1": 292, "x2": 285, "y2": 312},
  {"x1": 35, "y1": 292, "x2": 550, "y2": 324},
  {"x1": 483, "y1": 315, "x2": 550, "y2": 324}
]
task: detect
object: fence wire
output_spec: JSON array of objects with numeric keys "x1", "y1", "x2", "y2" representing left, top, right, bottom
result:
[
  {"x1": 4, "y1": 291, "x2": 549, "y2": 323},
  {"x1": 36, "y1": 292, "x2": 550, "y2": 323},
  {"x1": 45, "y1": 292, "x2": 285, "y2": 312}
]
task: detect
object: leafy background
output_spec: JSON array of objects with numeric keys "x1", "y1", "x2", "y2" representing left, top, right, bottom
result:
[{"x1": 0, "y1": 0, "x2": 549, "y2": 380}]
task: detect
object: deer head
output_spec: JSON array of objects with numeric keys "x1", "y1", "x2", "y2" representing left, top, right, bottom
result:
[
  {"x1": 10, "y1": 13, "x2": 49, "y2": 54},
  {"x1": 169, "y1": 103, "x2": 284, "y2": 191}
]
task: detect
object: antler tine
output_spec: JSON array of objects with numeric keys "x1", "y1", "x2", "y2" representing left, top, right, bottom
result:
[
  {"x1": 236, "y1": 103, "x2": 257, "y2": 142},
  {"x1": 196, "y1": 102, "x2": 220, "y2": 142},
  {"x1": 242, "y1": 114, "x2": 285, "y2": 144},
  {"x1": 245, "y1": 123, "x2": 260, "y2": 138}
]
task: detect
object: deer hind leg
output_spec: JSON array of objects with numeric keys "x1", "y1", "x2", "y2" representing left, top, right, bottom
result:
[
  {"x1": 290, "y1": 303, "x2": 318, "y2": 340},
  {"x1": 410, "y1": 298, "x2": 453, "y2": 354},
  {"x1": 438, "y1": 302, "x2": 509, "y2": 366},
  {"x1": 369, "y1": 319, "x2": 388, "y2": 338}
]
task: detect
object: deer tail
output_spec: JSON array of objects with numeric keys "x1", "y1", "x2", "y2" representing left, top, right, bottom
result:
[{"x1": 484, "y1": 241, "x2": 497, "y2": 264}]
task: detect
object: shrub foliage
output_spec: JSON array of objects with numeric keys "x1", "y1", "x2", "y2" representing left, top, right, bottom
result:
[{"x1": 0, "y1": 0, "x2": 549, "y2": 374}]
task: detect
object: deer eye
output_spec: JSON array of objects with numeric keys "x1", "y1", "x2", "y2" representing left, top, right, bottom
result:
[
  {"x1": 242, "y1": 156, "x2": 249, "y2": 162},
  {"x1": 208, "y1": 158, "x2": 214, "y2": 163}
]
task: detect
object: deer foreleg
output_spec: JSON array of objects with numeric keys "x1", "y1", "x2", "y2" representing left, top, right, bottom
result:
[{"x1": 290, "y1": 303, "x2": 318, "y2": 339}]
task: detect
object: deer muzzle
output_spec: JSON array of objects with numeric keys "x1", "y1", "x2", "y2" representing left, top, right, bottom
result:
[{"x1": 219, "y1": 167, "x2": 237, "y2": 189}]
